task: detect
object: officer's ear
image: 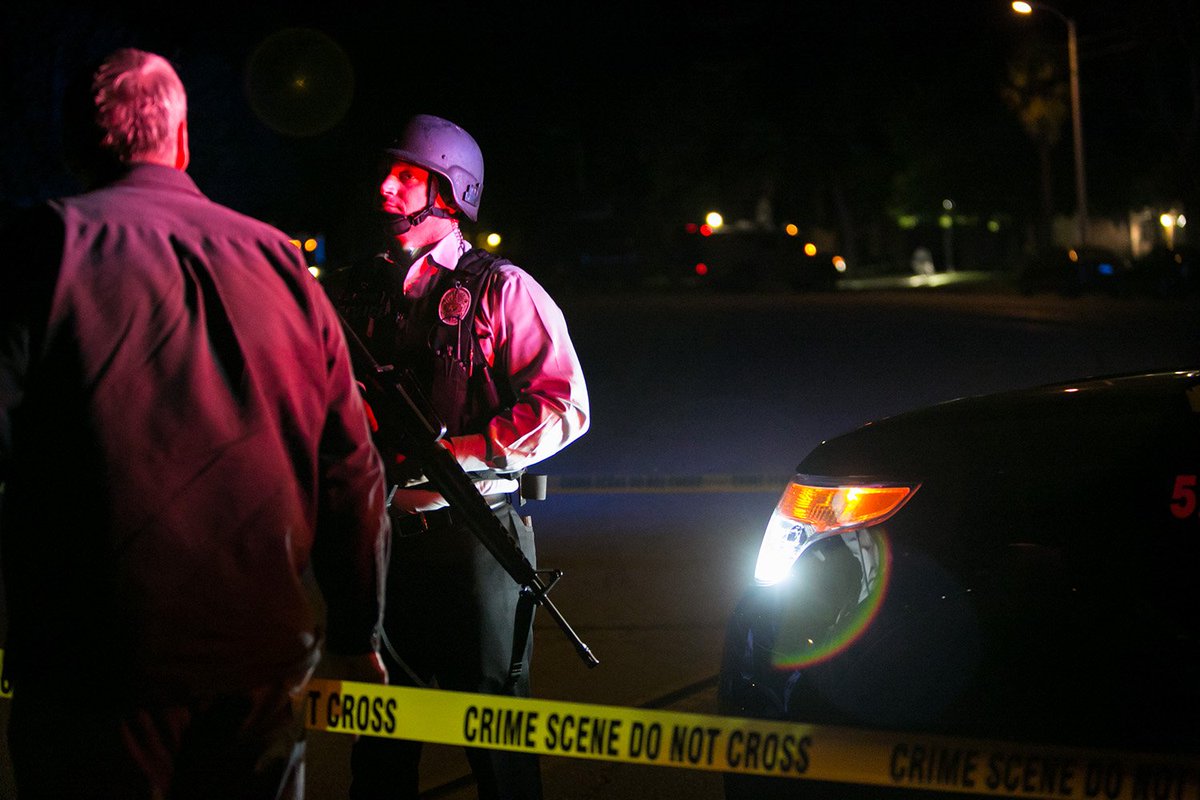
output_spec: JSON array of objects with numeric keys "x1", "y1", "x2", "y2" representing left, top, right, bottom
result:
[
  {"x1": 430, "y1": 175, "x2": 458, "y2": 214},
  {"x1": 173, "y1": 120, "x2": 190, "y2": 171}
]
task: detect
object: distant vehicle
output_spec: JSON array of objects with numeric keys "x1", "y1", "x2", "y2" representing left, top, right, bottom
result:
[
  {"x1": 1017, "y1": 246, "x2": 1131, "y2": 296},
  {"x1": 719, "y1": 369, "x2": 1200, "y2": 799},
  {"x1": 671, "y1": 228, "x2": 841, "y2": 292},
  {"x1": 1125, "y1": 244, "x2": 1198, "y2": 297}
]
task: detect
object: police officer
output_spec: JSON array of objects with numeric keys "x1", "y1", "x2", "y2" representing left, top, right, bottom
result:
[{"x1": 328, "y1": 114, "x2": 590, "y2": 800}]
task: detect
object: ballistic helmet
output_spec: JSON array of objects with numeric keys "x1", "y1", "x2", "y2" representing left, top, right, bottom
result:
[{"x1": 385, "y1": 114, "x2": 484, "y2": 221}]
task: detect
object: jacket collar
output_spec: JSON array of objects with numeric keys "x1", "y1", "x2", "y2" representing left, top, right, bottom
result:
[{"x1": 108, "y1": 163, "x2": 206, "y2": 199}]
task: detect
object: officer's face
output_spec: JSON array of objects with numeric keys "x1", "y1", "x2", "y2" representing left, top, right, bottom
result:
[{"x1": 379, "y1": 160, "x2": 431, "y2": 216}]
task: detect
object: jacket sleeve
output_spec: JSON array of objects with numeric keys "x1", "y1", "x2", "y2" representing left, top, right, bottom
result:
[
  {"x1": 447, "y1": 266, "x2": 590, "y2": 473},
  {"x1": 0, "y1": 206, "x2": 62, "y2": 482},
  {"x1": 309, "y1": 290, "x2": 391, "y2": 656}
]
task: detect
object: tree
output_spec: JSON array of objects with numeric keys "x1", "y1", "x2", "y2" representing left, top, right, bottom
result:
[{"x1": 1001, "y1": 40, "x2": 1070, "y2": 252}]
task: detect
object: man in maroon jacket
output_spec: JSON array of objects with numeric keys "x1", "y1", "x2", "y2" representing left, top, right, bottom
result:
[{"x1": 0, "y1": 48, "x2": 390, "y2": 798}]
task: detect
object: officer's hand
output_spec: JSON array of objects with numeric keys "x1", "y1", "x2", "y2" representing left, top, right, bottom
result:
[
  {"x1": 340, "y1": 651, "x2": 388, "y2": 685},
  {"x1": 390, "y1": 453, "x2": 427, "y2": 487}
]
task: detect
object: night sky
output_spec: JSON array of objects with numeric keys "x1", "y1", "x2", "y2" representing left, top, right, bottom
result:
[{"x1": 2, "y1": 1, "x2": 1197, "y2": 281}]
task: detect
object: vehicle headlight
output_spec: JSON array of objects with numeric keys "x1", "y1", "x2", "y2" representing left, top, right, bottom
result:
[{"x1": 753, "y1": 476, "x2": 918, "y2": 585}]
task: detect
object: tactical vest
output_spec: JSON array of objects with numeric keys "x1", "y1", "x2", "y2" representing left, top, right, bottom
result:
[{"x1": 330, "y1": 247, "x2": 513, "y2": 444}]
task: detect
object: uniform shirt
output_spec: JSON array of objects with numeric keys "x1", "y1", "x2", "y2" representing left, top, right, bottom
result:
[
  {"x1": 0, "y1": 165, "x2": 389, "y2": 699},
  {"x1": 391, "y1": 231, "x2": 589, "y2": 513}
]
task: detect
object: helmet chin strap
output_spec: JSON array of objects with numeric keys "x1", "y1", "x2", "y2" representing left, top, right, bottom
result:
[
  {"x1": 379, "y1": 175, "x2": 455, "y2": 236},
  {"x1": 379, "y1": 204, "x2": 453, "y2": 235}
]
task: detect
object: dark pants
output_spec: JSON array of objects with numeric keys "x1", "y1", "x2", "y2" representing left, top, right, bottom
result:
[
  {"x1": 8, "y1": 678, "x2": 307, "y2": 799},
  {"x1": 350, "y1": 502, "x2": 542, "y2": 800}
]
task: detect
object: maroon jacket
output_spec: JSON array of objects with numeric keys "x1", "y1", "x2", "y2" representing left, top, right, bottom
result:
[{"x1": 0, "y1": 165, "x2": 389, "y2": 700}]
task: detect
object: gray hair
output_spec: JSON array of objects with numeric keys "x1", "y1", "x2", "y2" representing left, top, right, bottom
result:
[{"x1": 91, "y1": 48, "x2": 187, "y2": 164}]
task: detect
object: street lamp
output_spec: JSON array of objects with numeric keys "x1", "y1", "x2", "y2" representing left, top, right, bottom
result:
[{"x1": 1012, "y1": 1, "x2": 1089, "y2": 248}]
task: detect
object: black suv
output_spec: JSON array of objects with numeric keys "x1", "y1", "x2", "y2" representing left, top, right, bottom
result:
[{"x1": 719, "y1": 369, "x2": 1200, "y2": 799}]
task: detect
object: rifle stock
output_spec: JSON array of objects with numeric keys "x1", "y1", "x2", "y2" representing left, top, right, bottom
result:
[{"x1": 337, "y1": 313, "x2": 599, "y2": 669}]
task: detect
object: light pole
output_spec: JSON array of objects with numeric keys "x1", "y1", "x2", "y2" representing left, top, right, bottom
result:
[{"x1": 1012, "y1": 1, "x2": 1089, "y2": 248}]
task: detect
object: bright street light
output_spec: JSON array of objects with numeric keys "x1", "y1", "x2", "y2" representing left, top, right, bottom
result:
[
  {"x1": 1012, "y1": 1, "x2": 1089, "y2": 248},
  {"x1": 1160, "y1": 212, "x2": 1183, "y2": 249}
]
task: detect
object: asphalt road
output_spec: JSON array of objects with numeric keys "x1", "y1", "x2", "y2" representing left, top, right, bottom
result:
[
  {"x1": 311, "y1": 280, "x2": 1200, "y2": 799},
  {"x1": 4, "y1": 279, "x2": 1200, "y2": 800}
]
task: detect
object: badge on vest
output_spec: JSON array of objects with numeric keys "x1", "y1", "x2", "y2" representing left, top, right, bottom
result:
[{"x1": 438, "y1": 285, "x2": 472, "y2": 325}]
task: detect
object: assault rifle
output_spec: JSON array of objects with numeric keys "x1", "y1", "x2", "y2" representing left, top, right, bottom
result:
[{"x1": 337, "y1": 313, "x2": 599, "y2": 669}]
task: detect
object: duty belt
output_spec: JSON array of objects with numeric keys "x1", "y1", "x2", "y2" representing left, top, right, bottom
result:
[{"x1": 393, "y1": 494, "x2": 510, "y2": 537}]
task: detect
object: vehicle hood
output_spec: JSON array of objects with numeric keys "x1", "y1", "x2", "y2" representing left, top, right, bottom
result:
[{"x1": 798, "y1": 369, "x2": 1200, "y2": 479}]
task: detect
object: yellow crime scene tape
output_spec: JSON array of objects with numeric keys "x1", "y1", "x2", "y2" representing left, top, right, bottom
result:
[
  {"x1": 2, "y1": 649, "x2": 1198, "y2": 799},
  {"x1": 301, "y1": 679, "x2": 1200, "y2": 799}
]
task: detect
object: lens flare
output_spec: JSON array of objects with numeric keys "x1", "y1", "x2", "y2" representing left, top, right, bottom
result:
[
  {"x1": 246, "y1": 27, "x2": 355, "y2": 137},
  {"x1": 771, "y1": 530, "x2": 892, "y2": 669}
]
